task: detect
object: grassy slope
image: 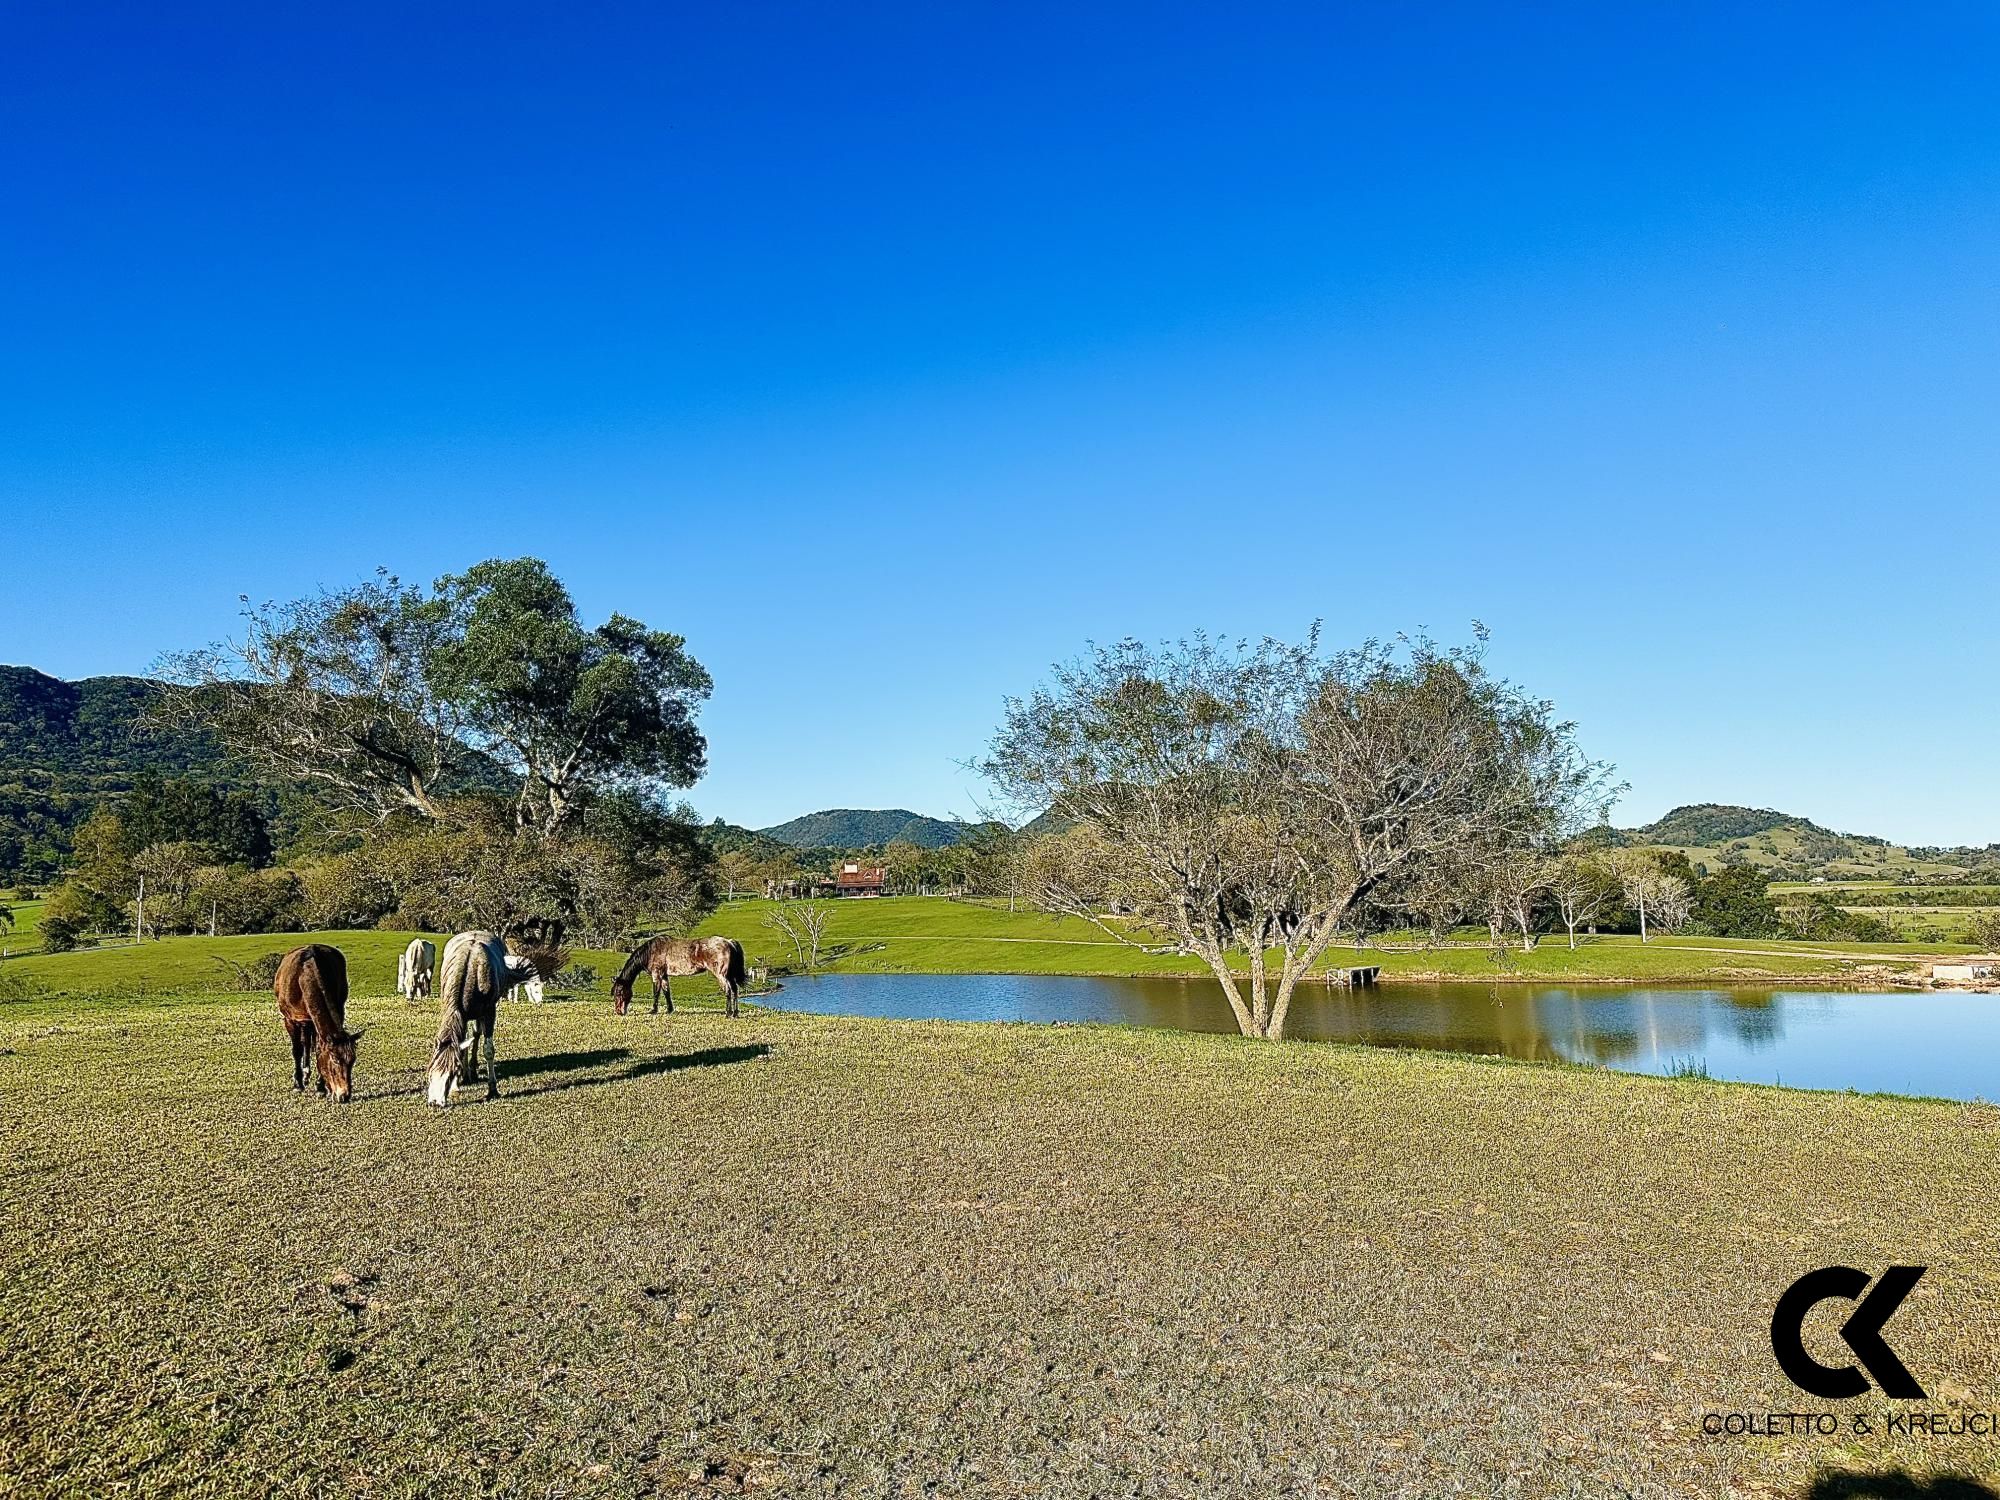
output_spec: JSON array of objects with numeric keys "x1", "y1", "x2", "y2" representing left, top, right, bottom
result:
[
  {"x1": 2, "y1": 896, "x2": 1948, "y2": 996},
  {"x1": 4, "y1": 988, "x2": 1997, "y2": 1498},
  {"x1": 1, "y1": 898, "x2": 40, "y2": 956},
  {"x1": 1646, "y1": 822, "x2": 1972, "y2": 881}
]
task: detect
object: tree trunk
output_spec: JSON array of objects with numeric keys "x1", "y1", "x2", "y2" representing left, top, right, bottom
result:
[{"x1": 1199, "y1": 950, "x2": 1259, "y2": 1038}]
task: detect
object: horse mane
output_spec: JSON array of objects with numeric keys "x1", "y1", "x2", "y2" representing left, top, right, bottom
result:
[
  {"x1": 612, "y1": 939, "x2": 656, "y2": 993},
  {"x1": 285, "y1": 945, "x2": 351, "y2": 1041}
]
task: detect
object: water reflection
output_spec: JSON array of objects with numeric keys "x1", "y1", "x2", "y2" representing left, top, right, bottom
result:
[{"x1": 770, "y1": 973, "x2": 2000, "y2": 1101}]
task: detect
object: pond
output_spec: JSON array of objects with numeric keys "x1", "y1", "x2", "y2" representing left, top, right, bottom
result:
[{"x1": 768, "y1": 972, "x2": 2000, "y2": 1101}]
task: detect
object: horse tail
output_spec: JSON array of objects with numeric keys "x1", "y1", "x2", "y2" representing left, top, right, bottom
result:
[
  {"x1": 724, "y1": 938, "x2": 748, "y2": 992},
  {"x1": 428, "y1": 934, "x2": 479, "y2": 1105}
]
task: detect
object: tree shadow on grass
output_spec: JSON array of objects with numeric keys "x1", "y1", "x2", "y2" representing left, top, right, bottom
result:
[
  {"x1": 1807, "y1": 1472, "x2": 1999, "y2": 1500},
  {"x1": 500, "y1": 1043, "x2": 772, "y2": 1098}
]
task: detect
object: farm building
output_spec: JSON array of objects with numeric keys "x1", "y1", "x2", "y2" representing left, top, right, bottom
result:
[
  {"x1": 831, "y1": 862, "x2": 887, "y2": 897},
  {"x1": 763, "y1": 862, "x2": 892, "y2": 899}
]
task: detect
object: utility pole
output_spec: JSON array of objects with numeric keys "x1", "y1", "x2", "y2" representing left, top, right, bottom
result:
[{"x1": 134, "y1": 874, "x2": 145, "y2": 944}]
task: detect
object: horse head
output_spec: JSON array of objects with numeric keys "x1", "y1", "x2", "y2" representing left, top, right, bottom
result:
[
  {"x1": 610, "y1": 976, "x2": 632, "y2": 1016},
  {"x1": 319, "y1": 1026, "x2": 364, "y2": 1103},
  {"x1": 501, "y1": 952, "x2": 546, "y2": 1003}
]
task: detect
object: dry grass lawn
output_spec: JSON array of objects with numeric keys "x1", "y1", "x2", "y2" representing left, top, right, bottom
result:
[{"x1": 4, "y1": 985, "x2": 1999, "y2": 1498}]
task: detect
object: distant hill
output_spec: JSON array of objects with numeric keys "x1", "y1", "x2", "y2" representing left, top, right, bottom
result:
[
  {"x1": 1618, "y1": 803, "x2": 1982, "y2": 882},
  {"x1": 0, "y1": 666, "x2": 232, "y2": 880},
  {"x1": 757, "y1": 808, "x2": 968, "y2": 850},
  {"x1": 700, "y1": 819, "x2": 793, "y2": 861},
  {"x1": 0, "y1": 665, "x2": 515, "y2": 882}
]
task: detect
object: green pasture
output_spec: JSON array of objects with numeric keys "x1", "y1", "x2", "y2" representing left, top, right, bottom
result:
[
  {"x1": 701, "y1": 897, "x2": 1938, "y2": 984},
  {"x1": 0, "y1": 898, "x2": 41, "y2": 956},
  {"x1": 3, "y1": 896, "x2": 1955, "y2": 998},
  {"x1": 5, "y1": 985, "x2": 1997, "y2": 1497}
]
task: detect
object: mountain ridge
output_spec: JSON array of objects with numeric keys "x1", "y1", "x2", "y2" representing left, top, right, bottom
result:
[{"x1": 757, "y1": 808, "x2": 968, "y2": 850}]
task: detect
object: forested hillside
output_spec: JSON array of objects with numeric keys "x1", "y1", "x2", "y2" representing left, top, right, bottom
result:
[
  {"x1": 0, "y1": 667, "x2": 232, "y2": 880},
  {"x1": 757, "y1": 808, "x2": 968, "y2": 849}
]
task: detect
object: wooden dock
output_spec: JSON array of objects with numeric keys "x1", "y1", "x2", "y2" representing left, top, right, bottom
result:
[{"x1": 1326, "y1": 965, "x2": 1381, "y2": 987}]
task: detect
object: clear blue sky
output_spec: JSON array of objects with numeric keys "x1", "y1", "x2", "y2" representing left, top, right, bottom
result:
[{"x1": 5, "y1": 3, "x2": 1999, "y2": 843}]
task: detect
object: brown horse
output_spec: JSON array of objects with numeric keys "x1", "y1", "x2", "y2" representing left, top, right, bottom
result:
[
  {"x1": 611, "y1": 936, "x2": 748, "y2": 1017},
  {"x1": 275, "y1": 944, "x2": 362, "y2": 1103}
]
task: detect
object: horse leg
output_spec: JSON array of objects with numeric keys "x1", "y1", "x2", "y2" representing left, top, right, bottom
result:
[
  {"x1": 458, "y1": 1019, "x2": 479, "y2": 1088},
  {"x1": 725, "y1": 977, "x2": 739, "y2": 1019},
  {"x1": 662, "y1": 976, "x2": 673, "y2": 1015},
  {"x1": 288, "y1": 1021, "x2": 308, "y2": 1090},
  {"x1": 482, "y1": 1013, "x2": 499, "y2": 1099},
  {"x1": 301, "y1": 1021, "x2": 325, "y2": 1093}
]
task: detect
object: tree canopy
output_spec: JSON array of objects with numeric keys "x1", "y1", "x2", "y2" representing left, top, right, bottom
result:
[
  {"x1": 985, "y1": 629, "x2": 1615, "y2": 1039},
  {"x1": 158, "y1": 558, "x2": 710, "y2": 837}
]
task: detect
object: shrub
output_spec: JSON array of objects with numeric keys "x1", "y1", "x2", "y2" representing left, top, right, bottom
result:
[
  {"x1": 210, "y1": 952, "x2": 288, "y2": 992},
  {"x1": 38, "y1": 916, "x2": 84, "y2": 953},
  {"x1": 552, "y1": 962, "x2": 598, "y2": 994},
  {"x1": 0, "y1": 967, "x2": 47, "y2": 1003},
  {"x1": 1839, "y1": 911, "x2": 1895, "y2": 944}
]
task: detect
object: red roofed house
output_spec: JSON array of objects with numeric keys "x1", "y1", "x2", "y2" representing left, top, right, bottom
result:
[{"x1": 831, "y1": 861, "x2": 887, "y2": 897}]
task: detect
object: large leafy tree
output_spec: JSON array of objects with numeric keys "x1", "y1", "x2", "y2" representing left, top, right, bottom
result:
[
  {"x1": 159, "y1": 559, "x2": 711, "y2": 839},
  {"x1": 986, "y1": 630, "x2": 1615, "y2": 1040},
  {"x1": 428, "y1": 559, "x2": 711, "y2": 834}
]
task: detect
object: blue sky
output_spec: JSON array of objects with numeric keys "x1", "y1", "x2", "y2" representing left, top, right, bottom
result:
[{"x1": 5, "y1": 3, "x2": 1999, "y2": 842}]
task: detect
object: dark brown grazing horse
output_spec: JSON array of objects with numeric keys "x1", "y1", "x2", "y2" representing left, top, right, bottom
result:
[
  {"x1": 611, "y1": 936, "x2": 748, "y2": 1017},
  {"x1": 274, "y1": 944, "x2": 362, "y2": 1103}
]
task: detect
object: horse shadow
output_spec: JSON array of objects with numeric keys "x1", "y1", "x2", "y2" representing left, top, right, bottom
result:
[
  {"x1": 1806, "y1": 1472, "x2": 1999, "y2": 1500},
  {"x1": 498, "y1": 1043, "x2": 772, "y2": 1098},
  {"x1": 371, "y1": 1044, "x2": 769, "y2": 1102}
]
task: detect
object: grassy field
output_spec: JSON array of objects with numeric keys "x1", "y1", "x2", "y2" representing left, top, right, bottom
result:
[
  {"x1": 1, "y1": 897, "x2": 41, "y2": 957},
  {"x1": 0, "y1": 896, "x2": 1959, "y2": 999},
  {"x1": 5, "y1": 983, "x2": 1998, "y2": 1498},
  {"x1": 695, "y1": 897, "x2": 1955, "y2": 984}
]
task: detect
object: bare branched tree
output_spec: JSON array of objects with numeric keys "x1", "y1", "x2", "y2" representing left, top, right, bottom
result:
[
  {"x1": 1547, "y1": 853, "x2": 1619, "y2": 950},
  {"x1": 1607, "y1": 848, "x2": 1690, "y2": 943},
  {"x1": 1486, "y1": 847, "x2": 1554, "y2": 952},
  {"x1": 764, "y1": 898, "x2": 831, "y2": 972},
  {"x1": 152, "y1": 572, "x2": 473, "y2": 824},
  {"x1": 984, "y1": 629, "x2": 1616, "y2": 1040}
]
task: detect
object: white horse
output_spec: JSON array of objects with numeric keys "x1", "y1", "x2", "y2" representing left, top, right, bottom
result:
[
  {"x1": 504, "y1": 951, "x2": 545, "y2": 1003},
  {"x1": 426, "y1": 932, "x2": 543, "y2": 1107},
  {"x1": 397, "y1": 938, "x2": 436, "y2": 1001}
]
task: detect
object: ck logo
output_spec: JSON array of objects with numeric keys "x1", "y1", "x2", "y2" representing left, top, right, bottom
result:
[{"x1": 1770, "y1": 1266, "x2": 1927, "y2": 1400}]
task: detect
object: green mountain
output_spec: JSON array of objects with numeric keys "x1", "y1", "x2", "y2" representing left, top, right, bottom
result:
[
  {"x1": 757, "y1": 808, "x2": 968, "y2": 850},
  {"x1": 0, "y1": 666, "x2": 232, "y2": 880},
  {"x1": 1619, "y1": 803, "x2": 1980, "y2": 881}
]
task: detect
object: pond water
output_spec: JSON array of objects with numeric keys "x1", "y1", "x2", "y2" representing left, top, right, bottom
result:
[{"x1": 769, "y1": 972, "x2": 2000, "y2": 1101}]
